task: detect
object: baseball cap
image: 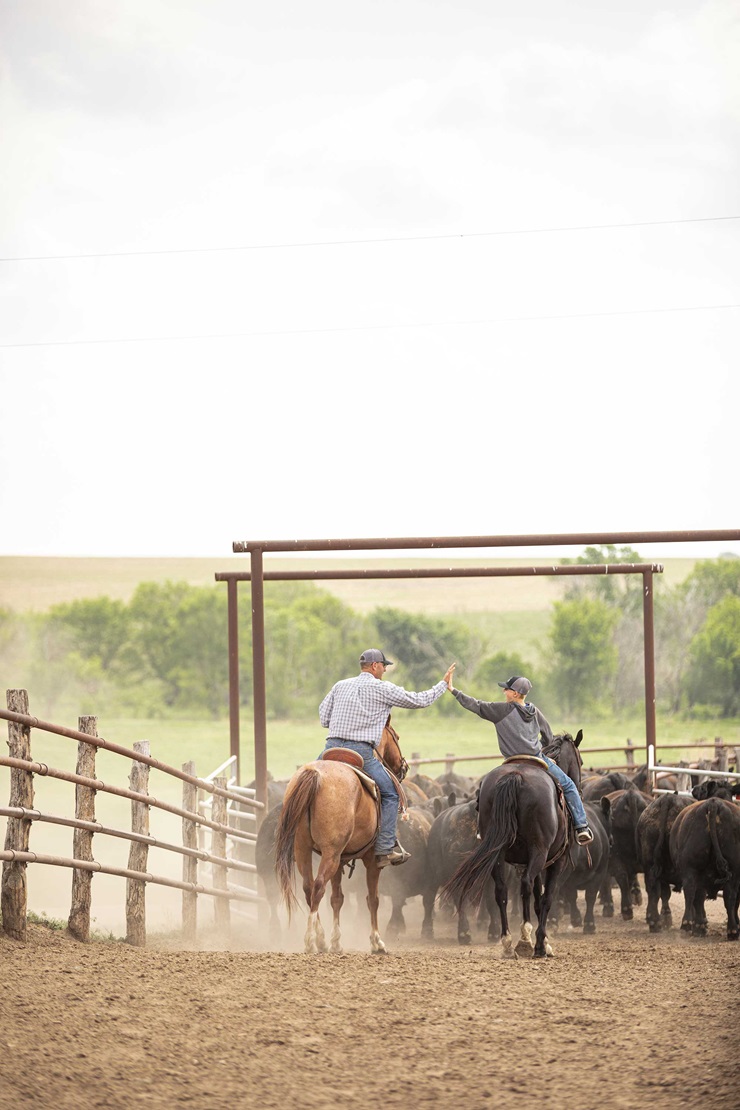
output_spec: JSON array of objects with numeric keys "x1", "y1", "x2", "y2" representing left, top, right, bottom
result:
[
  {"x1": 498, "y1": 676, "x2": 532, "y2": 695},
  {"x1": 360, "y1": 648, "x2": 394, "y2": 666}
]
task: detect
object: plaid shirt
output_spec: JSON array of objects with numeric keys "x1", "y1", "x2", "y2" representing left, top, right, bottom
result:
[{"x1": 319, "y1": 671, "x2": 447, "y2": 746}]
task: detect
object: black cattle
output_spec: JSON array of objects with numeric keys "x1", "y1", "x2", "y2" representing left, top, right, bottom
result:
[
  {"x1": 582, "y1": 771, "x2": 639, "y2": 802},
  {"x1": 382, "y1": 797, "x2": 453, "y2": 938},
  {"x1": 600, "y1": 788, "x2": 650, "y2": 919},
  {"x1": 407, "y1": 772, "x2": 445, "y2": 798},
  {"x1": 555, "y1": 797, "x2": 612, "y2": 934},
  {"x1": 670, "y1": 793, "x2": 740, "y2": 940},
  {"x1": 691, "y1": 778, "x2": 740, "y2": 802},
  {"x1": 423, "y1": 798, "x2": 504, "y2": 945},
  {"x1": 635, "y1": 793, "x2": 694, "y2": 932},
  {"x1": 254, "y1": 802, "x2": 285, "y2": 934},
  {"x1": 435, "y1": 769, "x2": 478, "y2": 797}
]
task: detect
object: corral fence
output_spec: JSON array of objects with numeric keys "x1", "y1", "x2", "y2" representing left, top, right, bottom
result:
[
  {"x1": 0, "y1": 690, "x2": 266, "y2": 947},
  {"x1": 408, "y1": 737, "x2": 740, "y2": 793}
]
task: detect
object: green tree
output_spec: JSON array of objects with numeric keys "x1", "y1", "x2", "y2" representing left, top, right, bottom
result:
[
  {"x1": 561, "y1": 545, "x2": 645, "y2": 609},
  {"x1": 46, "y1": 597, "x2": 130, "y2": 672},
  {"x1": 124, "y1": 581, "x2": 208, "y2": 710},
  {"x1": 548, "y1": 597, "x2": 618, "y2": 715},
  {"x1": 472, "y1": 651, "x2": 532, "y2": 694},
  {"x1": 686, "y1": 596, "x2": 740, "y2": 716},
  {"x1": 264, "y1": 585, "x2": 367, "y2": 717},
  {"x1": 371, "y1": 607, "x2": 472, "y2": 689}
]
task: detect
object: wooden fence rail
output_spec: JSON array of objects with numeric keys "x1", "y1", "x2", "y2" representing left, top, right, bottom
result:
[{"x1": 0, "y1": 691, "x2": 266, "y2": 948}]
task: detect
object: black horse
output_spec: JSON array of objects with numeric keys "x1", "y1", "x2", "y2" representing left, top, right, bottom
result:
[{"x1": 441, "y1": 731, "x2": 584, "y2": 959}]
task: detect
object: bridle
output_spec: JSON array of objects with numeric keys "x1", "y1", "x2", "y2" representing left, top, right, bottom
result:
[{"x1": 379, "y1": 719, "x2": 409, "y2": 782}]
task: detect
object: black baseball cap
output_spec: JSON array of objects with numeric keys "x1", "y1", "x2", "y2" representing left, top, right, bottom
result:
[
  {"x1": 498, "y1": 676, "x2": 532, "y2": 695},
  {"x1": 360, "y1": 648, "x2": 394, "y2": 666}
]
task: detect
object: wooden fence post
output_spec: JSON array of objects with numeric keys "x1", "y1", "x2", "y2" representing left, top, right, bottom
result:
[
  {"x1": 410, "y1": 752, "x2": 421, "y2": 775},
  {"x1": 182, "y1": 760, "x2": 198, "y2": 944},
  {"x1": 624, "y1": 738, "x2": 634, "y2": 769},
  {"x1": 211, "y1": 777, "x2": 230, "y2": 936},
  {"x1": 445, "y1": 752, "x2": 456, "y2": 775},
  {"x1": 714, "y1": 737, "x2": 728, "y2": 772},
  {"x1": 125, "y1": 740, "x2": 150, "y2": 947},
  {"x1": 68, "y1": 715, "x2": 98, "y2": 942},
  {"x1": 2, "y1": 690, "x2": 33, "y2": 941}
]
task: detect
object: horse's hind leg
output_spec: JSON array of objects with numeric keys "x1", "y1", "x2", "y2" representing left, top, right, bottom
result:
[
  {"x1": 300, "y1": 848, "x2": 338, "y2": 954},
  {"x1": 329, "y1": 871, "x2": 344, "y2": 954},
  {"x1": 493, "y1": 861, "x2": 514, "y2": 958},
  {"x1": 365, "y1": 859, "x2": 388, "y2": 955},
  {"x1": 516, "y1": 870, "x2": 537, "y2": 957}
]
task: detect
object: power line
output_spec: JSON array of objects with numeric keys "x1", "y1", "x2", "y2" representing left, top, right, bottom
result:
[
  {"x1": 1, "y1": 215, "x2": 738, "y2": 263},
  {"x1": 1, "y1": 301, "x2": 737, "y2": 350}
]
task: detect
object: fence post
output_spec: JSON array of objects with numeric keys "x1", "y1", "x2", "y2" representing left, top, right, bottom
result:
[
  {"x1": 67, "y1": 715, "x2": 99, "y2": 942},
  {"x1": 2, "y1": 690, "x2": 33, "y2": 941},
  {"x1": 182, "y1": 761, "x2": 198, "y2": 944},
  {"x1": 624, "y1": 738, "x2": 634, "y2": 769},
  {"x1": 445, "y1": 752, "x2": 456, "y2": 775},
  {"x1": 211, "y1": 777, "x2": 230, "y2": 937},
  {"x1": 125, "y1": 740, "x2": 150, "y2": 947},
  {"x1": 410, "y1": 752, "x2": 421, "y2": 775},
  {"x1": 714, "y1": 737, "x2": 728, "y2": 772}
]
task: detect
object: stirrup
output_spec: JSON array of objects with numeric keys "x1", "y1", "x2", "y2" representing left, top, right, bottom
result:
[{"x1": 575, "y1": 826, "x2": 594, "y2": 845}]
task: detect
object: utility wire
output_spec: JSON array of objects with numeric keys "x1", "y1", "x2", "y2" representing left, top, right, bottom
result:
[
  {"x1": 1, "y1": 215, "x2": 738, "y2": 263},
  {"x1": 1, "y1": 302, "x2": 738, "y2": 350}
]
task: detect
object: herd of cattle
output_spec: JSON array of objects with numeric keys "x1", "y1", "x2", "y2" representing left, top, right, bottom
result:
[{"x1": 247, "y1": 758, "x2": 740, "y2": 946}]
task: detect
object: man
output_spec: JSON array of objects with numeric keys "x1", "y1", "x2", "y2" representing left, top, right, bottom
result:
[
  {"x1": 447, "y1": 674, "x2": 594, "y2": 844},
  {"x1": 319, "y1": 649, "x2": 457, "y2": 867}
]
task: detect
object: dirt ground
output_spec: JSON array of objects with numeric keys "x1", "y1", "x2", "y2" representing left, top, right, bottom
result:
[{"x1": 1, "y1": 891, "x2": 738, "y2": 1110}]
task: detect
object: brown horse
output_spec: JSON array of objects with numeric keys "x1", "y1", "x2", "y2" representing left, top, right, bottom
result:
[
  {"x1": 442, "y1": 731, "x2": 584, "y2": 959},
  {"x1": 275, "y1": 722, "x2": 408, "y2": 955}
]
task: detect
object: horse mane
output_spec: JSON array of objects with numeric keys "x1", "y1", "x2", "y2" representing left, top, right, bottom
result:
[{"x1": 541, "y1": 732, "x2": 573, "y2": 762}]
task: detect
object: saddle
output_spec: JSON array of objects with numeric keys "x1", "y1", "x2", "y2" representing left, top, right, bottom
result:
[{"x1": 322, "y1": 747, "x2": 379, "y2": 799}]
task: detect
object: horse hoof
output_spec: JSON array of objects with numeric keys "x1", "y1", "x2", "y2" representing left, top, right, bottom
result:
[
  {"x1": 621, "y1": 910, "x2": 633, "y2": 921},
  {"x1": 602, "y1": 905, "x2": 614, "y2": 918},
  {"x1": 727, "y1": 932, "x2": 739, "y2": 942},
  {"x1": 583, "y1": 923, "x2": 596, "y2": 935},
  {"x1": 533, "y1": 949, "x2": 547, "y2": 959},
  {"x1": 515, "y1": 941, "x2": 534, "y2": 957},
  {"x1": 372, "y1": 948, "x2": 390, "y2": 956}
]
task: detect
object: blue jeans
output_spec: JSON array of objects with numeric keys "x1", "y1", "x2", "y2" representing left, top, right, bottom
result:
[
  {"x1": 321, "y1": 739, "x2": 398, "y2": 852},
  {"x1": 542, "y1": 754, "x2": 589, "y2": 828}
]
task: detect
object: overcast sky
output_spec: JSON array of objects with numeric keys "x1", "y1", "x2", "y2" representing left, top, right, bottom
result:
[{"x1": 0, "y1": 1, "x2": 738, "y2": 562}]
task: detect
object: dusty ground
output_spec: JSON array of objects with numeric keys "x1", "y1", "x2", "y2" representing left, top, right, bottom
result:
[{"x1": 1, "y1": 893, "x2": 738, "y2": 1110}]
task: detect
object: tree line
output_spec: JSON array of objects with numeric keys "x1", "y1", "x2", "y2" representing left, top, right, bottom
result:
[{"x1": 1, "y1": 548, "x2": 738, "y2": 721}]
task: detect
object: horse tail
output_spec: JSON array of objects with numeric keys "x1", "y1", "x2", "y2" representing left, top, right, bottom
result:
[
  {"x1": 275, "y1": 767, "x2": 321, "y2": 918},
  {"x1": 441, "y1": 773, "x2": 522, "y2": 911},
  {"x1": 707, "y1": 801, "x2": 731, "y2": 882}
]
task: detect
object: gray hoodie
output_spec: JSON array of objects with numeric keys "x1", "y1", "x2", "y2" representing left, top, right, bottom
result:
[{"x1": 450, "y1": 688, "x2": 553, "y2": 759}]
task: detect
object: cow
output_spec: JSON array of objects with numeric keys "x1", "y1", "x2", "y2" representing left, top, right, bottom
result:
[
  {"x1": 382, "y1": 796, "x2": 453, "y2": 939},
  {"x1": 691, "y1": 778, "x2": 740, "y2": 803},
  {"x1": 407, "y1": 772, "x2": 445, "y2": 798},
  {"x1": 635, "y1": 792, "x2": 694, "y2": 932},
  {"x1": 669, "y1": 789, "x2": 740, "y2": 940},
  {"x1": 554, "y1": 796, "x2": 612, "y2": 934},
  {"x1": 600, "y1": 788, "x2": 650, "y2": 919},
  {"x1": 422, "y1": 797, "x2": 503, "y2": 945},
  {"x1": 582, "y1": 771, "x2": 639, "y2": 803}
]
